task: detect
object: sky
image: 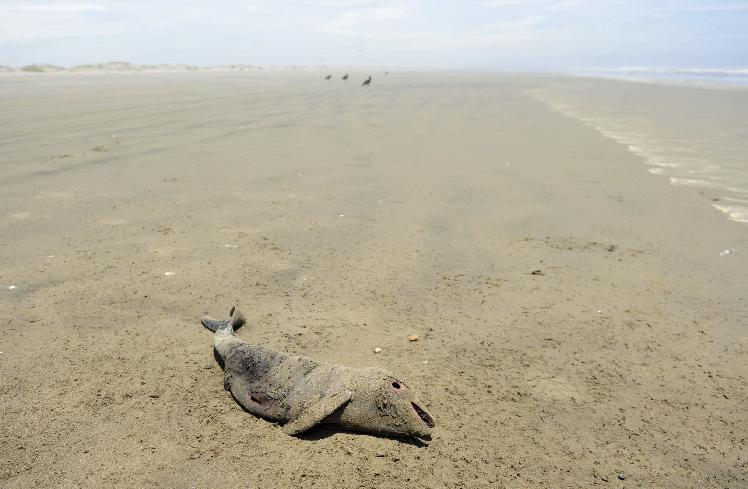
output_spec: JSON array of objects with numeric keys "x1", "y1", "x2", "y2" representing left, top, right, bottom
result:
[{"x1": 0, "y1": 0, "x2": 746, "y2": 70}]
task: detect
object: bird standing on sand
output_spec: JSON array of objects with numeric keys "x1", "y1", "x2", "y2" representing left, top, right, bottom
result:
[
  {"x1": 362, "y1": 76, "x2": 371, "y2": 87},
  {"x1": 325, "y1": 74, "x2": 331, "y2": 80},
  {"x1": 342, "y1": 74, "x2": 349, "y2": 80}
]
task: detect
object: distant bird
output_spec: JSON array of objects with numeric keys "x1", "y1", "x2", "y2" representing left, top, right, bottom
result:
[
  {"x1": 325, "y1": 74, "x2": 331, "y2": 80},
  {"x1": 362, "y1": 76, "x2": 371, "y2": 87},
  {"x1": 342, "y1": 74, "x2": 349, "y2": 80}
]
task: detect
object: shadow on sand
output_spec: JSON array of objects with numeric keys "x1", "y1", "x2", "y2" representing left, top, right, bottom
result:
[{"x1": 296, "y1": 424, "x2": 430, "y2": 448}]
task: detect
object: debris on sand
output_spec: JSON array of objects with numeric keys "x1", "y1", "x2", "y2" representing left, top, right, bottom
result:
[
  {"x1": 164, "y1": 271, "x2": 176, "y2": 276},
  {"x1": 408, "y1": 335, "x2": 419, "y2": 342},
  {"x1": 373, "y1": 347, "x2": 382, "y2": 353}
]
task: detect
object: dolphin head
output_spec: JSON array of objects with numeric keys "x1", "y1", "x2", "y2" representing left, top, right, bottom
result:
[
  {"x1": 335, "y1": 369, "x2": 436, "y2": 440},
  {"x1": 377, "y1": 376, "x2": 436, "y2": 440}
]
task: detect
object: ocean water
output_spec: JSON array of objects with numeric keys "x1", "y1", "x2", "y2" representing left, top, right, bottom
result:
[
  {"x1": 572, "y1": 67, "x2": 748, "y2": 88},
  {"x1": 528, "y1": 76, "x2": 748, "y2": 225}
]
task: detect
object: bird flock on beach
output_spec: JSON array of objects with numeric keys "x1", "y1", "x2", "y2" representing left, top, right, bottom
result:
[{"x1": 325, "y1": 72, "x2": 386, "y2": 86}]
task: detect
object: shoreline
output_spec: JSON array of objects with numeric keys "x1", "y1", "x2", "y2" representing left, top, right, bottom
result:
[
  {"x1": 3, "y1": 66, "x2": 748, "y2": 89},
  {"x1": 526, "y1": 76, "x2": 748, "y2": 227}
]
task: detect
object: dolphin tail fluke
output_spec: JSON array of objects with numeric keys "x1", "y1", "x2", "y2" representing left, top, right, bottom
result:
[
  {"x1": 203, "y1": 307, "x2": 248, "y2": 363},
  {"x1": 201, "y1": 306, "x2": 246, "y2": 333}
]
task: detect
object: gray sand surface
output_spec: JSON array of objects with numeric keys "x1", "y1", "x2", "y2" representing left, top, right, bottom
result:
[{"x1": 1, "y1": 72, "x2": 746, "y2": 488}]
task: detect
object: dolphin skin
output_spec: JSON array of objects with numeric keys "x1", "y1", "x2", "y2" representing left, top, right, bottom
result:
[{"x1": 201, "y1": 307, "x2": 436, "y2": 440}]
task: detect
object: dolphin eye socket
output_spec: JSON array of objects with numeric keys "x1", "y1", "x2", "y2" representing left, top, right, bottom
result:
[{"x1": 392, "y1": 381, "x2": 401, "y2": 389}]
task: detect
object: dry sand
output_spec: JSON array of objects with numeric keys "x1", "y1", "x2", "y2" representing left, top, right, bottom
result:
[{"x1": 0, "y1": 71, "x2": 746, "y2": 488}]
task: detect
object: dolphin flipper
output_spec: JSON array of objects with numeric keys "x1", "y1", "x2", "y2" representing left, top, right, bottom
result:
[
  {"x1": 282, "y1": 390, "x2": 353, "y2": 435},
  {"x1": 227, "y1": 375, "x2": 284, "y2": 421}
]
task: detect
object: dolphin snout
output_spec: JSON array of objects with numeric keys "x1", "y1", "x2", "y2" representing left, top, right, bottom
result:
[{"x1": 411, "y1": 402, "x2": 436, "y2": 428}]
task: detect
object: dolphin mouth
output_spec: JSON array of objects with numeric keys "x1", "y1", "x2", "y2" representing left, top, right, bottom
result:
[{"x1": 411, "y1": 402, "x2": 435, "y2": 428}]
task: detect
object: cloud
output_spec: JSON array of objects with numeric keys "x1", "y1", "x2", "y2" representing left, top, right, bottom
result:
[
  {"x1": 669, "y1": 2, "x2": 748, "y2": 12},
  {"x1": 364, "y1": 14, "x2": 563, "y2": 52},
  {"x1": 12, "y1": 3, "x2": 108, "y2": 13},
  {"x1": 480, "y1": 0, "x2": 584, "y2": 10},
  {"x1": 319, "y1": 5, "x2": 409, "y2": 35},
  {"x1": 0, "y1": 1, "x2": 265, "y2": 42},
  {"x1": 0, "y1": 2, "x2": 118, "y2": 42},
  {"x1": 0, "y1": 0, "x2": 745, "y2": 69}
]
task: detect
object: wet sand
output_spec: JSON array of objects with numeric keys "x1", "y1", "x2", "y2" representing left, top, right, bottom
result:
[{"x1": 1, "y1": 71, "x2": 746, "y2": 488}]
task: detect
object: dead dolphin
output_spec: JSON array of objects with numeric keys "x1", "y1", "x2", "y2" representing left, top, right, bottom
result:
[{"x1": 201, "y1": 307, "x2": 436, "y2": 440}]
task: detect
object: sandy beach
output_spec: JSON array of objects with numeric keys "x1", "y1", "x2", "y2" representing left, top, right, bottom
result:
[{"x1": 1, "y1": 71, "x2": 746, "y2": 488}]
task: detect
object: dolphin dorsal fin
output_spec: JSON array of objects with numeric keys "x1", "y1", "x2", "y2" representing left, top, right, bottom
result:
[{"x1": 282, "y1": 390, "x2": 353, "y2": 435}]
